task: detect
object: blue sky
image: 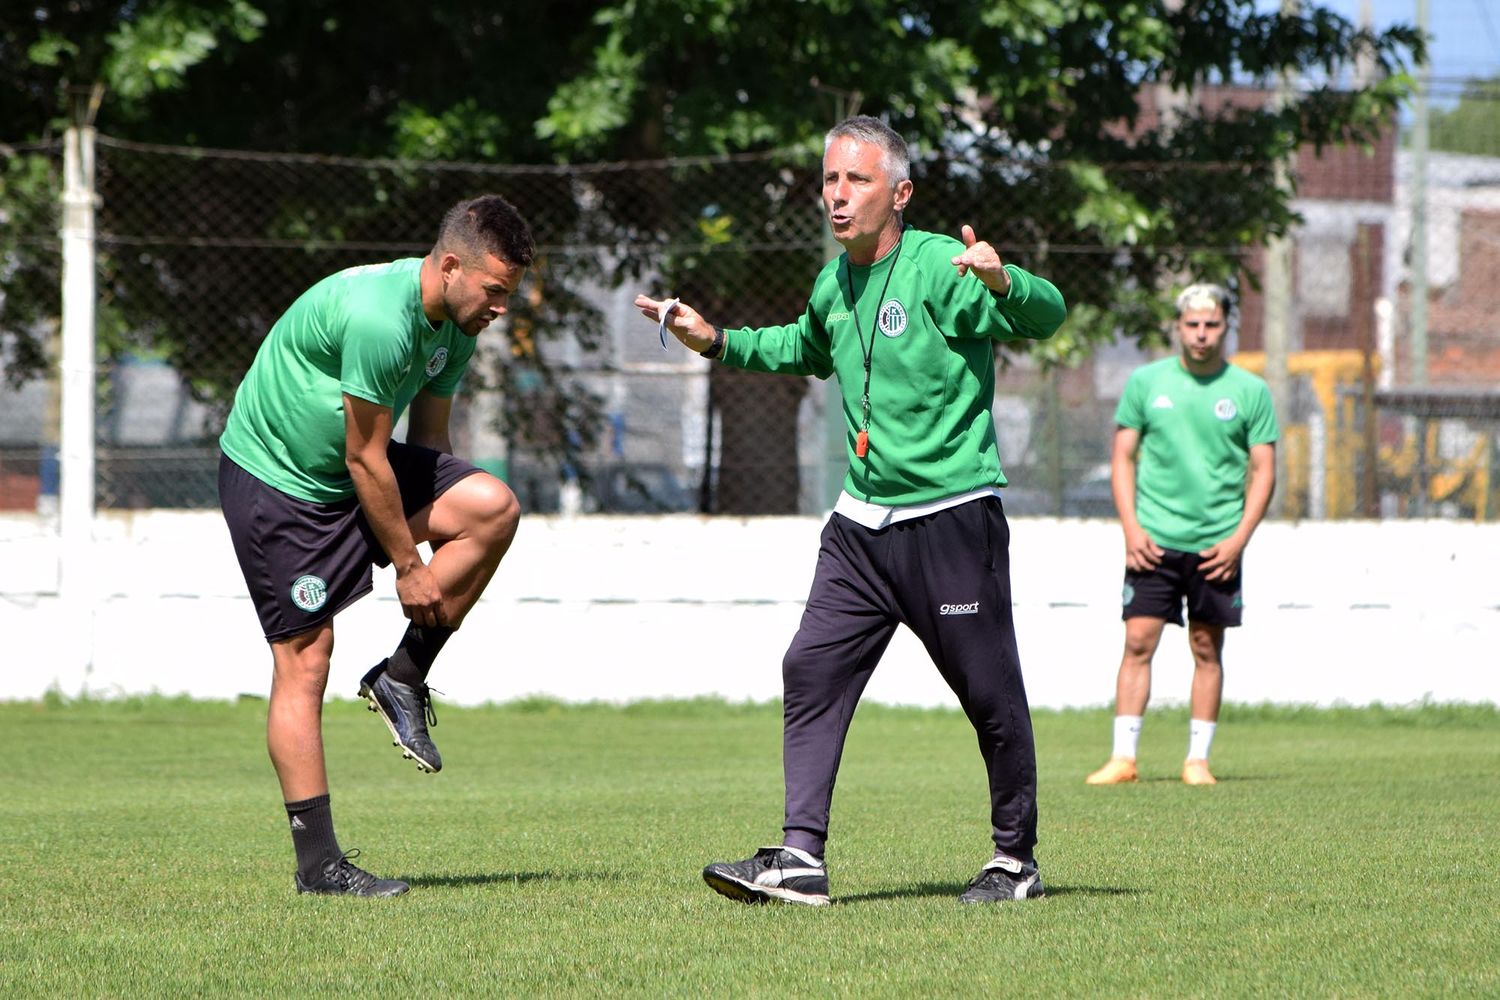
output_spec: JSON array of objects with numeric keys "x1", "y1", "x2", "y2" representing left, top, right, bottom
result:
[{"x1": 1281, "y1": 1, "x2": 1500, "y2": 90}]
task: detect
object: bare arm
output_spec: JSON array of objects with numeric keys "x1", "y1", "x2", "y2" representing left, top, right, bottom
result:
[
  {"x1": 1112, "y1": 425, "x2": 1163, "y2": 571},
  {"x1": 1199, "y1": 442, "x2": 1277, "y2": 582},
  {"x1": 343, "y1": 392, "x2": 445, "y2": 626}
]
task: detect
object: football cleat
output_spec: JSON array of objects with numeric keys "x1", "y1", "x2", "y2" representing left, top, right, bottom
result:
[
  {"x1": 295, "y1": 850, "x2": 408, "y2": 897},
  {"x1": 359, "y1": 660, "x2": 442, "y2": 773},
  {"x1": 1085, "y1": 756, "x2": 1139, "y2": 785},
  {"x1": 702, "y1": 846, "x2": 830, "y2": 906},
  {"x1": 1182, "y1": 758, "x2": 1218, "y2": 785},
  {"x1": 959, "y1": 855, "x2": 1045, "y2": 903}
]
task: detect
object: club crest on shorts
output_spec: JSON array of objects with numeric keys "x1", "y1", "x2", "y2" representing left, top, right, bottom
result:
[
  {"x1": 878, "y1": 299, "x2": 908, "y2": 338},
  {"x1": 1214, "y1": 398, "x2": 1237, "y2": 420},
  {"x1": 425, "y1": 347, "x2": 449, "y2": 377},
  {"x1": 1122, "y1": 583, "x2": 1135, "y2": 606},
  {"x1": 290, "y1": 574, "x2": 329, "y2": 612}
]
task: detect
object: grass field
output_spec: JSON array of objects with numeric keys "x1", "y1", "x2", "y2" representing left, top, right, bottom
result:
[{"x1": 3, "y1": 695, "x2": 1497, "y2": 998}]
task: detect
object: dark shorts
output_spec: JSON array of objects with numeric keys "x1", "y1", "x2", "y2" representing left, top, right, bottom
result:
[
  {"x1": 218, "y1": 443, "x2": 483, "y2": 642},
  {"x1": 1121, "y1": 548, "x2": 1243, "y2": 628}
]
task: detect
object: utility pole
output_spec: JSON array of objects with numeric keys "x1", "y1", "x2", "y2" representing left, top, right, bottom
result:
[
  {"x1": 1409, "y1": 0, "x2": 1430, "y2": 389},
  {"x1": 1409, "y1": 0, "x2": 1431, "y2": 515},
  {"x1": 1261, "y1": 0, "x2": 1300, "y2": 518},
  {"x1": 58, "y1": 83, "x2": 101, "y2": 693}
]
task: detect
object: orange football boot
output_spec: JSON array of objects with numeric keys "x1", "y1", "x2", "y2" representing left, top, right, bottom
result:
[
  {"x1": 1084, "y1": 757, "x2": 1139, "y2": 785},
  {"x1": 1182, "y1": 758, "x2": 1218, "y2": 785}
]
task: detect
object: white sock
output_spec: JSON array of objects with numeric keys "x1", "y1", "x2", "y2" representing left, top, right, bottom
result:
[
  {"x1": 1187, "y1": 719, "x2": 1217, "y2": 761},
  {"x1": 1112, "y1": 715, "x2": 1143, "y2": 760}
]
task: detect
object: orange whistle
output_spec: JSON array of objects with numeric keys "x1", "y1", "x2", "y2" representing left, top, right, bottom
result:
[{"x1": 855, "y1": 429, "x2": 869, "y2": 458}]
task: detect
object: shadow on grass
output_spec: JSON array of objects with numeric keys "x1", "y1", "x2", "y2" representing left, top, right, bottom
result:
[
  {"x1": 1130, "y1": 774, "x2": 1279, "y2": 784},
  {"x1": 836, "y1": 881, "x2": 1144, "y2": 904},
  {"x1": 406, "y1": 870, "x2": 624, "y2": 889},
  {"x1": 1043, "y1": 884, "x2": 1144, "y2": 898}
]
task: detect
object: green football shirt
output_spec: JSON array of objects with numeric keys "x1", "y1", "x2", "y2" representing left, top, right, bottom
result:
[
  {"x1": 1115, "y1": 357, "x2": 1279, "y2": 552},
  {"x1": 720, "y1": 227, "x2": 1067, "y2": 505},
  {"x1": 219, "y1": 257, "x2": 476, "y2": 503}
]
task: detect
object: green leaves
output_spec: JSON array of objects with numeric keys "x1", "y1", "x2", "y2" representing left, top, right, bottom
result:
[
  {"x1": 25, "y1": 33, "x2": 79, "y2": 68},
  {"x1": 1066, "y1": 163, "x2": 1161, "y2": 247},
  {"x1": 102, "y1": 0, "x2": 265, "y2": 100},
  {"x1": 1429, "y1": 76, "x2": 1500, "y2": 156},
  {"x1": 537, "y1": 30, "x2": 644, "y2": 157},
  {"x1": 390, "y1": 100, "x2": 508, "y2": 161}
]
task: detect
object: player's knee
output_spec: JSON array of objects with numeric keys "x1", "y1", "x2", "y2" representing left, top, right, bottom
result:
[
  {"x1": 1187, "y1": 627, "x2": 1223, "y2": 665},
  {"x1": 781, "y1": 645, "x2": 822, "y2": 690},
  {"x1": 468, "y1": 474, "x2": 521, "y2": 547},
  {"x1": 1190, "y1": 644, "x2": 1222, "y2": 670},
  {"x1": 271, "y1": 650, "x2": 331, "y2": 702}
]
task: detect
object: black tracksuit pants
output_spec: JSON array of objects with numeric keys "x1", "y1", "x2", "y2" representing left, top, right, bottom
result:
[{"x1": 780, "y1": 496, "x2": 1039, "y2": 861}]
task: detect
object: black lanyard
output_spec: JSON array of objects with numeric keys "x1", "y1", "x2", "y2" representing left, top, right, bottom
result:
[{"x1": 841, "y1": 233, "x2": 904, "y2": 458}]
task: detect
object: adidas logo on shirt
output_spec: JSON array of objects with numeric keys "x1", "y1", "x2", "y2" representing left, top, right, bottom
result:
[{"x1": 1152, "y1": 394, "x2": 1174, "y2": 409}]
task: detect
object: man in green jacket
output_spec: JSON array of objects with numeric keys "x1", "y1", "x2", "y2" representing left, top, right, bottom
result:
[{"x1": 637, "y1": 115, "x2": 1067, "y2": 905}]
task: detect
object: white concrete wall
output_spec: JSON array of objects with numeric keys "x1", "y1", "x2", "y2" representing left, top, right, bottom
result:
[{"x1": 2, "y1": 511, "x2": 1496, "y2": 708}]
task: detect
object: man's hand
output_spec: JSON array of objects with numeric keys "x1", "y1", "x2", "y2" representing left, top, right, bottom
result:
[
  {"x1": 1198, "y1": 536, "x2": 1246, "y2": 582},
  {"x1": 950, "y1": 224, "x2": 1012, "y2": 296},
  {"x1": 634, "y1": 294, "x2": 717, "y2": 353},
  {"x1": 1124, "y1": 525, "x2": 1164, "y2": 573},
  {"x1": 395, "y1": 562, "x2": 447, "y2": 628}
]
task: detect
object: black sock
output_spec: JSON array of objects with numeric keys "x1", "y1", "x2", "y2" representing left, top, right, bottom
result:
[
  {"x1": 384, "y1": 623, "x2": 455, "y2": 686},
  {"x1": 285, "y1": 794, "x2": 341, "y2": 883}
]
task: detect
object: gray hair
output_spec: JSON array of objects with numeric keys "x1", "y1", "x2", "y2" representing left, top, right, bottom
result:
[
  {"x1": 824, "y1": 115, "x2": 910, "y2": 186},
  {"x1": 1174, "y1": 283, "x2": 1232, "y2": 318}
]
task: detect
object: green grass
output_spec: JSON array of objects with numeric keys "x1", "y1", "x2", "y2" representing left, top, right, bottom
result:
[{"x1": 3, "y1": 696, "x2": 1497, "y2": 998}]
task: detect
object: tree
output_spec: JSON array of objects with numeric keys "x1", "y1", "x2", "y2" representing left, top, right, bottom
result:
[
  {"x1": 1, "y1": 1, "x2": 1425, "y2": 510},
  {"x1": 531, "y1": 0, "x2": 1423, "y2": 508},
  {"x1": 1429, "y1": 76, "x2": 1500, "y2": 156},
  {"x1": 539, "y1": 0, "x2": 1423, "y2": 351},
  {"x1": 3, "y1": 0, "x2": 266, "y2": 388},
  {"x1": 2, "y1": 2, "x2": 616, "y2": 503}
]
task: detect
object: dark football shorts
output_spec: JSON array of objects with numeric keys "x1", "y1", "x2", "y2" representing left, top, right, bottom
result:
[
  {"x1": 219, "y1": 443, "x2": 484, "y2": 642},
  {"x1": 1121, "y1": 547, "x2": 1243, "y2": 628}
]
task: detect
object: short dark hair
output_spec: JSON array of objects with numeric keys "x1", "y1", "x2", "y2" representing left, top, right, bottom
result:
[
  {"x1": 436, "y1": 194, "x2": 535, "y2": 268},
  {"x1": 825, "y1": 115, "x2": 910, "y2": 185}
]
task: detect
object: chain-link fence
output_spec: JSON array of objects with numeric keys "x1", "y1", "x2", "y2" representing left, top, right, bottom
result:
[{"x1": 3, "y1": 95, "x2": 1500, "y2": 519}]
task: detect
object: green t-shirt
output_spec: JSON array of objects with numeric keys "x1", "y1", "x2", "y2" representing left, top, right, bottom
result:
[
  {"x1": 1115, "y1": 357, "x2": 1279, "y2": 552},
  {"x1": 219, "y1": 257, "x2": 476, "y2": 503},
  {"x1": 720, "y1": 227, "x2": 1067, "y2": 505}
]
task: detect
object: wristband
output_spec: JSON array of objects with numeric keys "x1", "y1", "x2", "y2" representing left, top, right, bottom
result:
[{"x1": 699, "y1": 325, "x2": 725, "y2": 360}]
